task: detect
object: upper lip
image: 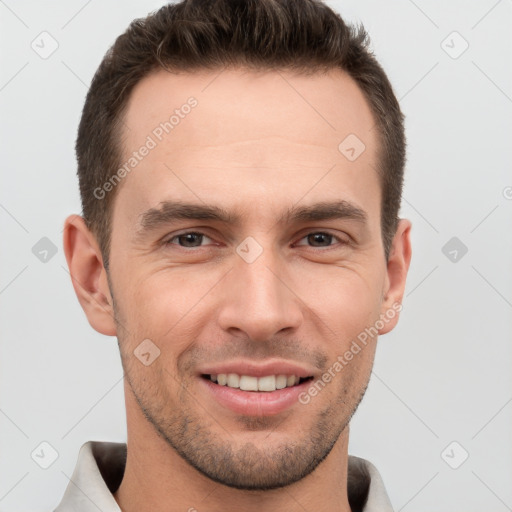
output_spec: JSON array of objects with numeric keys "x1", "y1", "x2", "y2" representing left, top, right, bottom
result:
[{"x1": 197, "y1": 359, "x2": 316, "y2": 378}]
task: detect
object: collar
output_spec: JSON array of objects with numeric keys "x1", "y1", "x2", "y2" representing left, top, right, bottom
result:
[{"x1": 54, "y1": 441, "x2": 394, "y2": 512}]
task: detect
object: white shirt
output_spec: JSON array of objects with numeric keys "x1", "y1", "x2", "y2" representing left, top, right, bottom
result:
[{"x1": 54, "y1": 441, "x2": 394, "y2": 511}]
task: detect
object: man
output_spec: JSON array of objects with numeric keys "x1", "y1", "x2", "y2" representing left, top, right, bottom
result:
[{"x1": 58, "y1": 0, "x2": 412, "y2": 510}]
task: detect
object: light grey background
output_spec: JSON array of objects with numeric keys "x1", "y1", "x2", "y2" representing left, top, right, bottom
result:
[{"x1": 1, "y1": 1, "x2": 511, "y2": 511}]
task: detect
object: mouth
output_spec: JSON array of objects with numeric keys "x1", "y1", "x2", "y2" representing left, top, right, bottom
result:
[
  {"x1": 198, "y1": 372, "x2": 315, "y2": 416},
  {"x1": 201, "y1": 373, "x2": 313, "y2": 392},
  {"x1": 196, "y1": 360, "x2": 318, "y2": 416}
]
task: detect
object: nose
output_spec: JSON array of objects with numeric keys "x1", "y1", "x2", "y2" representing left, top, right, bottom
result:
[{"x1": 217, "y1": 245, "x2": 303, "y2": 342}]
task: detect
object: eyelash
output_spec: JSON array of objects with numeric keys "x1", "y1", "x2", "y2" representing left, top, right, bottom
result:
[{"x1": 164, "y1": 231, "x2": 349, "y2": 250}]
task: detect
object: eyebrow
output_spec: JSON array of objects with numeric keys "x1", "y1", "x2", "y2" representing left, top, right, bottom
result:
[{"x1": 136, "y1": 199, "x2": 368, "y2": 236}]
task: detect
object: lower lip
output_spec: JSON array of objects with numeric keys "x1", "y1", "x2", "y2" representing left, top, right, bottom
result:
[{"x1": 199, "y1": 377, "x2": 312, "y2": 416}]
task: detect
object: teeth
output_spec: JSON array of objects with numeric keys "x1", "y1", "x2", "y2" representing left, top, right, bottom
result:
[
  {"x1": 209, "y1": 373, "x2": 303, "y2": 392},
  {"x1": 276, "y1": 375, "x2": 287, "y2": 389},
  {"x1": 227, "y1": 373, "x2": 239, "y2": 387},
  {"x1": 240, "y1": 375, "x2": 258, "y2": 391},
  {"x1": 258, "y1": 375, "x2": 275, "y2": 391}
]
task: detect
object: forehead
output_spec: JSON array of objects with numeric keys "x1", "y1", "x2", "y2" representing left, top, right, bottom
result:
[{"x1": 115, "y1": 67, "x2": 380, "y2": 228}]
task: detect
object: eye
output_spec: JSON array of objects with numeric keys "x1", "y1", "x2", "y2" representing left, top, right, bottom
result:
[
  {"x1": 163, "y1": 230, "x2": 347, "y2": 251},
  {"x1": 295, "y1": 232, "x2": 347, "y2": 248},
  {"x1": 165, "y1": 231, "x2": 214, "y2": 248}
]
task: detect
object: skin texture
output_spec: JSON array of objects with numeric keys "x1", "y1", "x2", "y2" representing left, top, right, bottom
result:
[{"x1": 64, "y1": 67, "x2": 412, "y2": 512}]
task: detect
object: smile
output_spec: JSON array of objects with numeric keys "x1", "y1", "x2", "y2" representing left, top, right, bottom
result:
[{"x1": 204, "y1": 373, "x2": 312, "y2": 392}]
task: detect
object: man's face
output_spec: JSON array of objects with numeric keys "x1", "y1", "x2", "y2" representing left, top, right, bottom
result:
[{"x1": 105, "y1": 68, "x2": 398, "y2": 489}]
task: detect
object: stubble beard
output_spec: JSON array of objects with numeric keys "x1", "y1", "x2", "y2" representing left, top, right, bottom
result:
[{"x1": 122, "y1": 355, "x2": 369, "y2": 490}]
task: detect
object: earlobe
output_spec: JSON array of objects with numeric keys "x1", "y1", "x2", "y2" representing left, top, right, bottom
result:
[
  {"x1": 378, "y1": 219, "x2": 412, "y2": 336},
  {"x1": 63, "y1": 214, "x2": 117, "y2": 336}
]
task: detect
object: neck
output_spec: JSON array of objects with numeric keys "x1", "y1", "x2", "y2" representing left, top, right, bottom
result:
[{"x1": 114, "y1": 388, "x2": 352, "y2": 512}]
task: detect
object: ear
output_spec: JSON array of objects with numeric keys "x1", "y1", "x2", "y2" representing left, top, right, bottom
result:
[
  {"x1": 63, "y1": 214, "x2": 117, "y2": 336},
  {"x1": 378, "y1": 218, "x2": 412, "y2": 335}
]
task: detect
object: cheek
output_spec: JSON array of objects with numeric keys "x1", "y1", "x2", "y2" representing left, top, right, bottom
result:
[
  {"x1": 292, "y1": 265, "x2": 382, "y2": 333},
  {"x1": 115, "y1": 269, "x2": 219, "y2": 349}
]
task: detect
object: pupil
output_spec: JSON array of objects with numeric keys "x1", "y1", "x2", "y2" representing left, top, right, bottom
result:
[
  {"x1": 180, "y1": 233, "x2": 201, "y2": 247},
  {"x1": 309, "y1": 233, "x2": 331, "y2": 246}
]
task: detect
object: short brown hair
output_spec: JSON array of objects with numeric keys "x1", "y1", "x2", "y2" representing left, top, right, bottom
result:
[{"x1": 76, "y1": 0, "x2": 406, "y2": 268}]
